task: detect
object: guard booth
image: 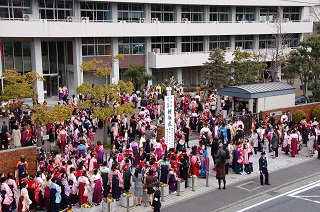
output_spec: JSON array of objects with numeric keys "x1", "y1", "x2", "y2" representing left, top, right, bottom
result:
[{"x1": 217, "y1": 82, "x2": 296, "y2": 136}]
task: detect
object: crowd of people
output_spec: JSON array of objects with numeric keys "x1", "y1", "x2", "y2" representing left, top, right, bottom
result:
[{"x1": 0, "y1": 84, "x2": 318, "y2": 212}]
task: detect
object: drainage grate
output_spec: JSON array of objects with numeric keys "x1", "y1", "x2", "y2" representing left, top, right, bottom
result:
[{"x1": 237, "y1": 181, "x2": 262, "y2": 191}]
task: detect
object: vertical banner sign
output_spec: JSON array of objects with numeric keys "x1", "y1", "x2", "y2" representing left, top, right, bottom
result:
[{"x1": 165, "y1": 95, "x2": 175, "y2": 148}]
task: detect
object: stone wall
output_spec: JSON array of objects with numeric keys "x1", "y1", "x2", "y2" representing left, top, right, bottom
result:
[
  {"x1": 0, "y1": 146, "x2": 37, "y2": 176},
  {"x1": 260, "y1": 102, "x2": 320, "y2": 123}
]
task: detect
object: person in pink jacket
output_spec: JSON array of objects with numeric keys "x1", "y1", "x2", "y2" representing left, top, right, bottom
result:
[{"x1": 243, "y1": 144, "x2": 254, "y2": 174}]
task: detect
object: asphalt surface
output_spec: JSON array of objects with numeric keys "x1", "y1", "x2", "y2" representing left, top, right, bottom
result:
[{"x1": 162, "y1": 159, "x2": 320, "y2": 212}]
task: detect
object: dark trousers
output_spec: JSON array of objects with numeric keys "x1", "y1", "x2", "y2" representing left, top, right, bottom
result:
[
  {"x1": 225, "y1": 163, "x2": 229, "y2": 174},
  {"x1": 260, "y1": 169, "x2": 269, "y2": 185},
  {"x1": 273, "y1": 147, "x2": 278, "y2": 157},
  {"x1": 254, "y1": 147, "x2": 258, "y2": 155}
]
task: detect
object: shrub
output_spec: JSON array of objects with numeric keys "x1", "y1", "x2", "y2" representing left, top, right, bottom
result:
[
  {"x1": 311, "y1": 105, "x2": 320, "y2": 121},
  {"x1": 293, "y1": 110, "x2": 307, "y2": 124}
]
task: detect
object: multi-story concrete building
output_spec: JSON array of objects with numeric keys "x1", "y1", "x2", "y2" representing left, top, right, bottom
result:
[{"x1": 0, "y1": 0, "x2": 316, "y2": 102}]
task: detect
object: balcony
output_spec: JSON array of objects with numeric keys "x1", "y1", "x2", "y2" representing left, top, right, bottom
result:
[
  {"x1": 0, "y1": 19, "x2": 313, "y2": 38},
  {"x1": 148, "y1": 48, "x2": 294, "y2": 69}
]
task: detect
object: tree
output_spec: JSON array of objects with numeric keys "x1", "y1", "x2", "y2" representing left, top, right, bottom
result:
[
  {"x1": 31, "y1": 104, "x2": 73, "y2": 146},
  {"x1": 284, "y1": 48, "x2": 309, "y2": 100},
  {"x1": 81, "y1": 54, "x2": 124, "y2": 88},
  {"x1": 123, "y1": 65, "x2": 155, "y2": 90},
  {"x1": 77, "y1": 79, "x2": 135, "y2": 145},
  {"x1": 202, "y1": 48, "x2": 229, "y2": 90},
  {"x1": 1, "y1": 69, "x2": 44, "y2": 102},
  {"x1": 230, "y1": 50, "x2": 267, "y2": 85},
  {"x1": 285, "y1": 35, "x2": 320, "y2": 102}
]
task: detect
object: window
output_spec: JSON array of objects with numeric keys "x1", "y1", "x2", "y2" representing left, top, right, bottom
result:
[
  {"x1": 209, "y1": 6, "x2": 230, "y2": 22},
  {"x1": 284, "y1": 34, "x2": 299, "y2": 47},
  {"x1": 0, "y1": 0, "x2": 31, "y2": 20},
  {"x1": 1, "y1": 41, "x2": 31, "y2": 73},
  {"x1": 236, "y1": 6, "x2": 255, "y2": 21},
  {"x1": 80, "y1": 2, "x2": 111, "y2": 21},
  {"x1": 235, "y1": 35, "x2": 254, "y2": 49},
  {"x1": 182, "y1": 5, "x2": 204, "y2": 22},
  {"x1": 118, "y1": 3, "x2": 144, "y2": 22},
  {"x1": 259, "y1": 7, "x2": 277, "y2": 22},
  {"x1": 259, "y1": 34, "x2": 275, "y2": 48},
  {"x1": 182, "y1": 36, "x2": 203, "y2": 52},
  {"x1": 82, "y1": 37, "x2": 111, "y2": 56},
  {"x1": 151, "y1": 4, "x2": 175, "y2": 22},
  {"x1": 118, "y1": 37, "x2": 144, "y2": 54},
  {"x1": 39, "y1": 0, "x2": 73, "y2": 20},
  {"x1": 209, "y1": 36, "x2": 230, "y2": 50},
  {"x1": 283, "y1": 7, "x2": 300, "y2": 21},
  {"x1": 151, "y1": 36, "x2": 175, "y2": 53},
  {"x1": 119, "y1": 68, "x2": 130, "y2": 82}
]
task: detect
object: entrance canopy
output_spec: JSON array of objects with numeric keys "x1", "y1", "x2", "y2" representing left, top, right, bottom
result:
[{"x1": 218, "y1": 82, "x2": 295, "y2": 99}]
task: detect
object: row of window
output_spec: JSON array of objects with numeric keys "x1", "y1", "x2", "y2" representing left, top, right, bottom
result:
[
  {"x1": 81, "y1": 34, "x2": 299, "y2": 56},
  {"x1": 0, "y1": 1, "x2": 302, "y2": 22}
]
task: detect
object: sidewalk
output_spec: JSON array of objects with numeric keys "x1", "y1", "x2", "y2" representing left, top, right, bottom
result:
[{"x1": 68, "y1": 139, "x2": 315, "y2": 212}]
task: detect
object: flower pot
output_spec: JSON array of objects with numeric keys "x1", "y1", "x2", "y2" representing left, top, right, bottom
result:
[
  {"x1": 120, "y1": 195, "x2": 134, "y2": 207},
  {"x1": 180, "y1": 181, "x2": 185, "y2": 192},
  {"x1": 80, "y1": 205, "x2": 95, "y2": 212},
  {"x1": 187, "y1": 177, "x2": 198, "y2": 187},
  {"x1": 160, "y1": 185, "x2": 169, "y2": 196},
  {"x1": 102, "y1": 201, "x2": 116, "y2": 212}
]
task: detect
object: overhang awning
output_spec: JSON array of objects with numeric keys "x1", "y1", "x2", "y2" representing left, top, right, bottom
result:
[{"x1": 218, "y1": 82, "x2": 296, "y2": 99}]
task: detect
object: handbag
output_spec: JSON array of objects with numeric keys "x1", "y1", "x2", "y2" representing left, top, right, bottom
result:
[{"x1": 83, "y1": 187, "x2": 89, "y2": 197}]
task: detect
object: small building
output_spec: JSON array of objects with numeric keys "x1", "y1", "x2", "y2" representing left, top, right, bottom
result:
[{"x1": 217, "y1": 82, "x2": 296, "y2": 114}]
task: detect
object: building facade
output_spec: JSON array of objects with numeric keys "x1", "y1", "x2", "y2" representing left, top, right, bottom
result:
[{"x1": 0, "y1": 0, "x2": 315, "y2": 102}]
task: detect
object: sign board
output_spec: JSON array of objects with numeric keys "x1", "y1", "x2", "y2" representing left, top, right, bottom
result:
[
  {"x1": 43, "y1": 135, "x2": 49, "y2": 140},
  {"x1": 164, "y1": 95, "x2": 175, "y2": 149},
  {"x1": 270, "y1": 111, "x2": 282, "y2": 116}
]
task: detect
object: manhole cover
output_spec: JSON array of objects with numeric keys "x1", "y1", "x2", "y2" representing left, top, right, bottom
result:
[
  {"x1": 267, "y1": 191, "x2": 278, "y2": 195},
  {"x1": 237, "y1": 181, "x2": 262, "y2": 191}
]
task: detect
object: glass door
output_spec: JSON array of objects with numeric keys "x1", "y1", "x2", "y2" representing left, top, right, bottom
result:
[{"x1": 44, "y1": 75, "x2": 59, "y2": 98}]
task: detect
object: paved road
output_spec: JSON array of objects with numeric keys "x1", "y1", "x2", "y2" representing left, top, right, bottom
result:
[
  {"x1": 162, "y1": 159, "x2": 320, "y2": 212},
  {"x1": 240, "y1": 181, "x2": 320, "y2": 212}
]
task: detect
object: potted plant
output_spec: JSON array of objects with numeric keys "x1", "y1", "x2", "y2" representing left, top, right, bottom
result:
[
  {"x1": 159, "y1": 182, "x2": 169, "y2": 196},
  {"x1": 80, "y1": 203, "x2": 95, "y2": 212},
  {"x1": 120, "y1": 193, "x2": 134, "y2": 207},
  {"x1": 102, "y1": 197, "x2": 116, "y2": 212},
  {"x1": 178, "y1": 178, "x2": 185, "y2": 192},
  {"x1": 187, "y1": 175, "x2": 198, "y2": 187}
]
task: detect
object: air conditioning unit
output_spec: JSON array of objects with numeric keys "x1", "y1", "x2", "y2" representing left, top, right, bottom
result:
[
  {"x1": 81, "y1": 17, "x2": 89, "y2": 21},
  {"x1": 226, "y1": 47, "x2": 232, "y2": 51},
  {"x1": 153, "y1": 48, "x2": 160, "y2": 53},
  {"x1": 66, "y1": 16, "x2": 74, "y2": 22},
  {"x1": 152, "y1": 18, "x2": 159, "y2": 23},
  {"x1": 182, "y1": 18, "x2": 189, "y2": 23},
  {"x1": 23, "y1": 14, "x2": 33, "y2": 21},
  {"x1": 170, "y1": 48, "x2": 177, "y2": 55},
  {"x1": 236, "y1": 46, "x2": 243, "y2": 51},
  {"x1": 139, "y1": 18, "x2": 146, "y2": 23},
  {"x1": 283, "y1": 18, "x2": 289, "y2": 22}
]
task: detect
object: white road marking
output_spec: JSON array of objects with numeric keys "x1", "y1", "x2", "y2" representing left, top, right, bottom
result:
[
  {"x1": 287, "y1": 182, "x2": 320, "y2": 197},
  {"x1": 237, "y1": 180, "x2": 320, "y2": 212}
]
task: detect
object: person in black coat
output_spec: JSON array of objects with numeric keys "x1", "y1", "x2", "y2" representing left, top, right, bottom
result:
[
  {"x1": 259, "y1": 152, "x2": 270, "y2": 186},
  {"x1": 270, "y1": 113, "x2": 276, "y2": 127},
  {"x1": 211, "y1": 138, "x2": 219, "y2": 165},
  {"x1": 152, "y1": 182, "x2": 161, "y2": 212}
]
